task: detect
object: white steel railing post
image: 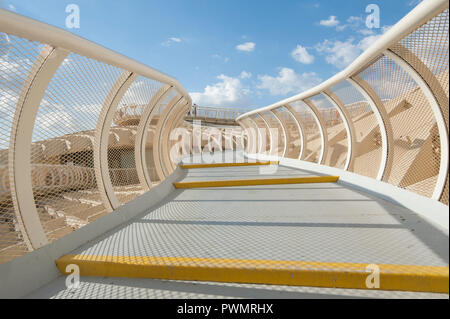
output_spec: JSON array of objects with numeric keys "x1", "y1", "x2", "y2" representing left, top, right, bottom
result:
[
  {"x1": 322, "y1": 90, "x2": 357, "y2": 171},
  {"x1": 134, "y1": 85, "x2": 173, "y2": 190},
  {"x1": 347, "y1": 76, "x2": 393, "y2": 181},
  {"x1": 303, "y1": 99, "x2": 328, "y2": 164},
  {"x1": 284, "y1": 104, "x2": 307, "y2": 160},
  {"x1": 94, "y1": 71, "x2": 138, "y2": 212},
  {"x1": 8, "y1": 45, "x2": 69, "y2": 250}
]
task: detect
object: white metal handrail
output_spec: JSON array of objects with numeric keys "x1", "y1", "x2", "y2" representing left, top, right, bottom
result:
[{"x1": 237, "y1": 0, "x2": 449, "y2": 206}]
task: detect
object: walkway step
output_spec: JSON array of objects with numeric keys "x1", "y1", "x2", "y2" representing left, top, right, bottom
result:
[
  {"x1": 56, "y1": 255, "x2": 449, "y2": 293},
  {"x1": 174, "y1": 176, "x2": 339, "y2": 189},
  {"x1": 180, "y1": 161, "x2": 279, "y2": 169}
]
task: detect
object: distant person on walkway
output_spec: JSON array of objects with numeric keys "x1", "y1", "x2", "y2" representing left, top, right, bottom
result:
[{"x1": 192, "y1": 104, "x2": 198, "y2": 117}]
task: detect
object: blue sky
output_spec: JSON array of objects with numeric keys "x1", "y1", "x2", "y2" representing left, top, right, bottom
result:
[{"x1": 2, "y1": 0, "x2": 422, "y2": 110}]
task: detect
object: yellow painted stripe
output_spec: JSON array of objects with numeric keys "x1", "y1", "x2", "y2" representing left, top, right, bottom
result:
[
  {"x1": 56, "y1": 255, "x2": 449, "y2": 293},
  {"x1": 181, "y1": 161, "x2": 279, "y2": 169},
  {"x1": 174, "y1": 176, "x2": 339, "y2": 189}
]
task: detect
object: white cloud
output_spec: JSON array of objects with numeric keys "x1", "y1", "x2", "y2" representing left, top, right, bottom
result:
[
  {"x1": 37, "y1": 110, "x2": 74, "y2": 132},
  {"x1": 315, "y1": 38, "x2": 360, "y2": 69},
  {"x1": 358, "y1": 34, "x2": 382, "y2": 51},
  {"x1": 236, "y1": 42, "x2": 255, "y2": 52},
  {"x1": 239, "y1": 71, "x2": 252, "y2": 79},
  {"x1": 291, "y1": 45, "x2": 315, "y2": 64},
  {"x1": 319, "y1": 16, "x2": 339, "y2": 27},
  {"x1": 347, "y1": 16, "x2": 363, "y2": 24},
  {"x1": 212, "y1": 54, "x2": 230, "y2": 63},
  {"x1": 358, "y1": 29, "x2": 375, "y2": 36},
  {"x1": 8, "y1": 4, "x2": 16, "y2": 11},
  {"x1": 190, "y1": 74, "x2": 250, "y2": 107},
  {"x1": 336, "y1": 15, "x2": 364, "y2": 31},
  {"x1": 257, "y1": 68, "x2": 322, "y2": 96},
  {"x1": 0, "y1": 89, "x2": 18, "y2": 113},
  {"x1": 162, "y1": 37, "x2": 182, "y2": 47}
]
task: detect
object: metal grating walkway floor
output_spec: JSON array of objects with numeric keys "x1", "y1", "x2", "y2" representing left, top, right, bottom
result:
[{"x1": 27, "y1": 153, "x2": 449, "y2": 298}]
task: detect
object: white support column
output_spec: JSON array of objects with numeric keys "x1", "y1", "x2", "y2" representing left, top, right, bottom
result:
[
  {"x1": 8, "y1": 45, "x2": 68, "y2": 250},
  {"x1": 134, "y1": 84, "x2": 172, "y2": 191},
  {"x1": 239, "y1": 118, "x2": 257, "y2": 154},
  {"x1": 167, "y1": 103, "x2": 190, "y2": 172},
  {"x1": 247, "y1": 117, "x2": 262, "y2": 154},
  {"x1": 258, "y1": 113, "x2": 274, "y2": 156},
  {"x1": 284, "y1": 104, "x2": 306, "y2": 160},
  {"x1": 152, "y1": 95, "x2": 183, "y2": 181},
  {"x1": 270, "y1": 109, "x2": 288, "y2": 158},
  {"x1": 161, "y1": 101, "x2": 189, "y2": 174},
  {"x1": 94, "y1": 71, "x2": 137, "y2": 212},
  {"x1": 322, "y1": 90, "x2": 357, "y2": 171},
  {"x1": 303, "y1": 99, "x2": 328, "y2": 165},
  {"x1": 347, "y1": 76, "x2": 393, "y2": 181},
  {"x1": 384, "y1": 49, "x2": 449, "y2": 200},
  {"x1": 167, "y1": 103, "x2": 191, "y2": 174}
]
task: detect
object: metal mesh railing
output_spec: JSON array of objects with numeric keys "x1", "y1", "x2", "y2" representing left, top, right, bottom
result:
[
  {"x1": 359, "y1": 55, "x2": 439, "y2": 198},
  {"x1": 0, "y1": 1, "x2": 448, "y2": 266},
  {"x1": 108, "y1": 76, "x2": 162, "y2": 204},
  {"x1": 329, "y1": 81, "x2": 382, "y2": 179},
  {"x1": 307, "y1": 94, "x2": 348, "y2": 169},
  {"x1": 237, "y1": 1, "x2": 449, "y2": 208},
  {"x1": 289, "y1": 101, "x2": 322, "y2": 163},
  {"x1": 0, "y1": 9, "x2": 192, "y2": 264},
  {"x1": 30, "y1": 52, "x2": 122, "y2": 239},
  {"x1": 187, "y1": 106, "x2": 246, "y2": 121},
  {"x1": 0, "y1": 34, "x2": 46, "y2": 262}
]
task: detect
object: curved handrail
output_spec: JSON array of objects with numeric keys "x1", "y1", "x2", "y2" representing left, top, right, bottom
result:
[
  {"x1": 236, "y1": 0, "x2": 448, "y2": 120},
  {"x1": 237, "y1": 0, "x2": 449, "y2": 207}
]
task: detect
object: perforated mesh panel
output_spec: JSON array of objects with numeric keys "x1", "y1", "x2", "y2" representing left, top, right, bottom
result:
[
  {"x1": 392, "y1": 8, "x2": 448, "y2": 204},
  {"x1": 240, "y1": 118, "x2": 256, "y2": 153},
  {"x1": 166, "y1": 106, "x2": 190, "y2": 170},
  {"x1": 289, "y1": 101, "x2": 322, "y2": 163},
  {"x1": 144, "y1": 89, "x2": 178, "y2": 184},
  {"x1": 358, "y1": 55, "x2": 440, "y2": 198},
  {"x1": 29, "y1": 53, "x2": 122, "y2": 237},
  {"x1": 108, "y1": 76, "x2": 163, "y2": 204},
  {"x1": 250, "y1": 114, "x2": 269, "y2": 154},
  {"x1": 0, "y1": 34, "x2": 46, "y2": 262},
  {"x1": 273, "y1": 107, "x2": 301, "y2": 159},
  {"x1": 330, "y1": 81, "x2": 382, "y2": 178},
  {"x1": 307, "y1": 94, "x2": 347, "y2": 169},
  {"x1": 261, "y1": 111, "x2": 285, "y2": 157}
]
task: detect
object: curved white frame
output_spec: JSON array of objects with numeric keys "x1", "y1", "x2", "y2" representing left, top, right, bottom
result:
[
  {"x1": 270, "y1": 109, "x2": 288, "y2": 158},
  {"x1": 383, "y1": 49, "x2": 448, "y2": 200},
  {"x1": 94, "y1": 72, "x2": 137, "y2": 212},
  {"x1": 347, "y1": 77, "x2": 393, "y2": 181},
  {"x1": 284, "y1": 105, "x2": 306, "y2": 160},
  {"x1": 8, "y1": 46, "x2": 68, "y2": 249},
  {"x1": 322, "y1": 90, "x2": 356, "y2": 171},
  {"x1": 302, "y1": 99, "x2": 328, "y2": 164},
  {"x1": 258, "y1": 113, "x2": 274, "y2": 156},
  {"x1": 135, "y1": 85, "x2": 173, "y2": 190}
]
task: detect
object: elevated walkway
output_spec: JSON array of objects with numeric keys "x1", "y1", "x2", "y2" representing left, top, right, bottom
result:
[{"x1": 27, "y1": 152, "x2": 449, "y2": 298}]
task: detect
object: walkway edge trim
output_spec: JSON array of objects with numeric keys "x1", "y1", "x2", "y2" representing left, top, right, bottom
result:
[
  {"x1": 56, "y1": 255, "x2": 449, "y2": 293},
  {"x1": 173, "y1": 176, "x2": 339, "y2": 188}
]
